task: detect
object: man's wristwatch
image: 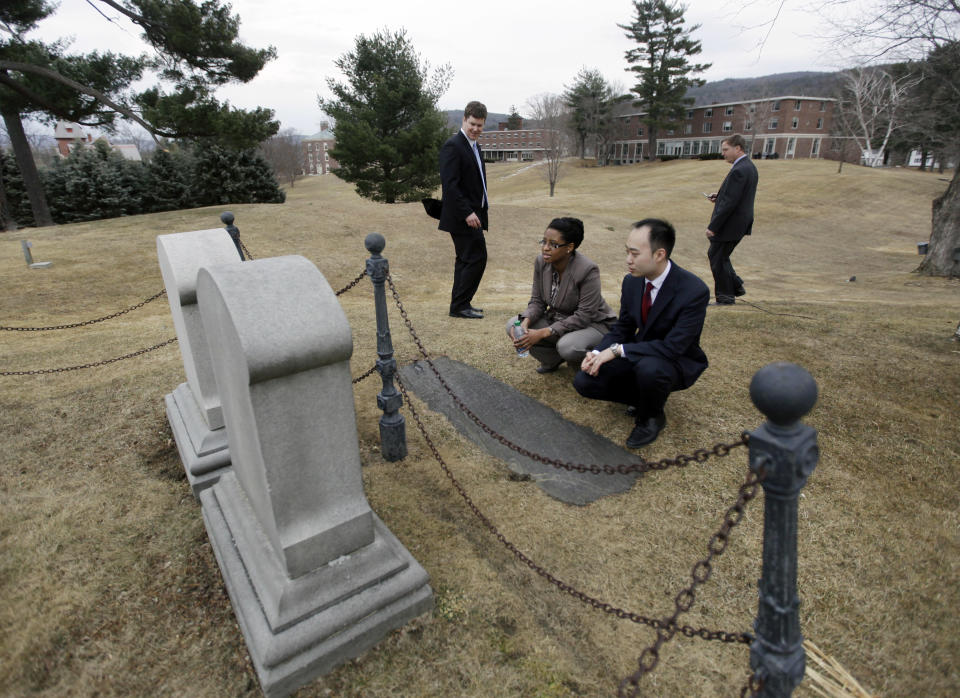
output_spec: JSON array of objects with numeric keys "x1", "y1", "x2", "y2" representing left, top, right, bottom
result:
[{"x1": 610, "y1": 343, "x2": 622, "y2": 358}]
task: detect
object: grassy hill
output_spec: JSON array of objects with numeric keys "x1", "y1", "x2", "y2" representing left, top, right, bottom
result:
[{"x1": 1, "y1": 159, "x2": 958, "y2": 696}]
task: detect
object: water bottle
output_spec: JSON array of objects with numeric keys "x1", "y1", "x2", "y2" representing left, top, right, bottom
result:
[{"x1": 512, "y1": 320, "x2": 529, "y2": 358}]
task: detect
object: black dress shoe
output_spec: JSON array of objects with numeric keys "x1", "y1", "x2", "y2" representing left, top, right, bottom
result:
[
  {"x1": 469, "y1": 305, "x2": 484, "y2": 313},
  {"x1": 734, "y1": 285, "x2": 746, "y2": 297},
  {"x1": 535, "y1": 360, "x2": 563, "y2": 374},
  {"x1": 449, "y1": 308, "x2": 484, "y2": 319},
  {"x1": 710, "y1": 298, "x2": 735, "y2": 306},
  {"x1": 626, "y1": 413, "x2": 666, "y2": 448}
]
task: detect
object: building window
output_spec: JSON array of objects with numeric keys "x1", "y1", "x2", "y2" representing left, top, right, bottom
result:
[
  {"x1": 773, "y1": 101, "x2": 781, "y2": 111},
  {"x1": 691, "y1": 140, "x2": 700, "y2": 155},
  {"x1": 831, "y1": 139, "x2": 842, "y2": 151},
  {"x1": 666, "y1": 129, "x2": 675, "y2": 136},
  {"x1": 686, "y1": 110, "x2": 694, "y2": 119},
  {"x1": 749, "y1": 103, "x2": 757, "y2": 113},
  {"x1": 684, "y1": 123, "x2": 693, "y2": 134},
  {"x1": 769, "y1": 118, "x2": 779, "y2": 129},
  {"x1": 812, "y1": 138, "x2": 821, "y2": 156},
  {"x1": 722, "y1": 121, "x2": 732, "y2": 131},
  {"x1": 794, "y1": 100, "x2": 802, "y2": 110},
  {"x1": 744, "y1": 120, "x2": 753, "y2": 131},
  {"x1": 703, "y1": 122, "x2": 712, "y2": 133},
  {"x1": 792, "y1": 117, "x2": 799, "y2": 129},
  {"x1": 819, "y1": 101, "x2": 826, "y2": 111},
  {"x1": 725, "y1": 106, "x2": 734, "y2": 115},
  {"x1": 637, "y1": 127, "x2": 643, "y2": 137},
  {"x1": 657, "y1": 141, "x2": 665, "y2": 155},
  {"x1": 683, "y1": 141, "x2": 691, "y2": 155},
  {"x1": 704, "y1": 108, "x2": 713, "y2": 117},
  {"x1": 816, "y1": 118, "x2": 823, "y2": 129}
]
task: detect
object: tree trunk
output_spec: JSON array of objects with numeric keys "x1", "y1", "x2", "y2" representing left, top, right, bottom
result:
[
  {"x1": 549, "y1": 180, "x2": 555, "y2": 197},
  {"x1": 917, "y1": 167, "x2": 960, "y2": 277},
  {"x1": 0, "y1": 175, "x2": 18, "y2": 231},
  {"x1": 647, "y1": 131, "x2": 657, "y2": 161},
  {"x1": 1, "y1": 107, "x2": 53, "y2": 227}
]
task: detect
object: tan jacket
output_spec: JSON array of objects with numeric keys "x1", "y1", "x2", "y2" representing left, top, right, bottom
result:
[{"x1": 522, "y1": 251, "x2": 615, "y2": 336}]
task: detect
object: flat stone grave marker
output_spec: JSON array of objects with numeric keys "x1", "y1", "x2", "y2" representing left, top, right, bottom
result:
[{"x1": 399, "y1": 357, "x2": 642, "y2": 505}]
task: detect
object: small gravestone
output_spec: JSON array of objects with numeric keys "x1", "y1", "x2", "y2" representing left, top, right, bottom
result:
[
  {"x1": 196, "y1": 255, "x2": 432, "y2": 697},
  {"x1": 157, "y1": 229, "x2": 240, "y2": 494},
  {"x1": 21, "y1": 240, "x2": 52, "y2": 269}
]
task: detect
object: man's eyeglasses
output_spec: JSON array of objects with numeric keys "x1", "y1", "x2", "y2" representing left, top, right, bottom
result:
[{"x1": 538, "y1": 238, "x2": 569, "y2": 249}]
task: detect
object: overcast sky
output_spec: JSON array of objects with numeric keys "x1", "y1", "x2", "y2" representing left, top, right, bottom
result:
[{"x1": 30, "y1": 0, "x2": 843, "y2": 136}]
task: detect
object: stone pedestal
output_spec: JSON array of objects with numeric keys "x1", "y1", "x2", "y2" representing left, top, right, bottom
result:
[
  {"x1": 195, "y1": 255, "x2": 432, "y2": 698},
  {"x1": 157, "y1": 229, "x2": 239, "y2": 494}
]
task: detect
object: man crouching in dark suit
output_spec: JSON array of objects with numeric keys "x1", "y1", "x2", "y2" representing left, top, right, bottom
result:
[
  {"x1": 439, "y1": 101, "x2": 489, "y2": 319},
  {"x1": 574, "y1": 219, "x2": 709, "y2": 448}
]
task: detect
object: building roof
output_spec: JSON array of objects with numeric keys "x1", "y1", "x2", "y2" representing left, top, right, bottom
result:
[{"x1": 304, "y1": 130, "x2": 335, "y2": 141}]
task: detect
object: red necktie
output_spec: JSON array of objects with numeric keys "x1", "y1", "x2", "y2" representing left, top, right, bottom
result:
[{"x1": 641, "y1": 281, "x2": 653, "y2": 323}]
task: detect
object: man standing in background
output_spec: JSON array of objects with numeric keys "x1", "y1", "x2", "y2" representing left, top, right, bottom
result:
[
  {"x1": 705, "y1": 134, "x2": 758, "y2": 305},
  {"x1": 439, "y1": 101, "x2": 489, "y2": 319}
]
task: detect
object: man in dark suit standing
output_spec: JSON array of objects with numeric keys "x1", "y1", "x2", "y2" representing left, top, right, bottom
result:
[
  {"x1": 574, "y1": 219, "x2": 709, "y2": 448},
  {"x1": 439, "y1": 101, "x2": 489, "y2": 319},
  {"x1": 706, "y1": 133, "x2": 758, "y2": 305}
]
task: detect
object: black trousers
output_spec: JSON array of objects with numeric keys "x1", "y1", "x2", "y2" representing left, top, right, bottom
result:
[
  {"x1": 573, "y1": 355, "x2": 682, "y2": 420},
  {"x1": 449, "y1": 230, "x2": 487, "y2": 312},
  {"x1": 707, "y1": 237, "x2": 743, "y2": 301}
]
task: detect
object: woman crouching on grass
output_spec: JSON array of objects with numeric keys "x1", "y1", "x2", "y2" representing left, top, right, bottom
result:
[{"x1": 506, "y1": 217, "x2": 616, "y2": 373}]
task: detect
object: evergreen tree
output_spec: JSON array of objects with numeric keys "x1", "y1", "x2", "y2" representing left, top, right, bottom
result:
[
  {"x1": 320, "y1": 28, "x2": 452, "y2": 203},
  {"x1": 143, "y1": 148, "x2": 194, "y2": 213},
  {"x1": 0, "y1": 0, "x2": 278, "y2": 227},
  {"x1": 619, "y1": 0, "x2": 710, "y2": 159},
  {"x1": 563, "y1": 67, "x2": 625, "y2": 162},
  {"x1": 191, "y1": 142, "x2": 284, "y2": 206},
  {"x1": 506, "y1": 106, "x2": 523, "y2": 130},
  {"x1": 0, "y1": 148, "x2": 33, "y2": 228}
]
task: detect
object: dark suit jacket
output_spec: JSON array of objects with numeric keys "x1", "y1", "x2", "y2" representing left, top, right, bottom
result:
[
  {"x1": 597, "y1": 263, "x2": 709, "y2": 389},
  {"x1": 438, "y1": 131, "x2": 488, "y2": 235},
  {"x1": 708, "y1": 156, "x2": 758, "y2": 242},
  {"x1": 522, "y1": 252, "x2": 615, "y2": 336}
]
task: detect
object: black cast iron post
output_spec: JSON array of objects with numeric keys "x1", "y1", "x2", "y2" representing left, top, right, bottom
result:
[
  {"x1": 748, "y1": 361, "x2": 819, "y2": 696},
  {"x1": 364, "y1": 233, "x2": 407, "y2": 462},
  {"x1": 221, "y1": 211, "x2": 245, "y2": 260}
]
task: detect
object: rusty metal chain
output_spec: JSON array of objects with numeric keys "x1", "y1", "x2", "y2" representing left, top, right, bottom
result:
[
  {"x1": 739, "y1": 670, "x2": 765, "y2": 697},
  {"x1": 238, "y1": 237, "x2": 253, "y2": 261},
  {"x1": 1, "y1": 289, "x2": 167, "y2": 331},
  {"x1": 386, "y1": 274, "x2": 748, "y2": 476},
  {"x1": 617, "y1": 465, "x2": 765, "y2": 698},
  {"x1": 0, "y1": 337, "x2": 178, "y2": 375},
  {"x1": 335, "y1": 270, "x2": 367, "y2": 296},
  {"x1": 397, "y1": 374, "x2": 754, "y2": 648},
  {"x1": 352, "y1": 365, "x2": 377, "y2": 384}
]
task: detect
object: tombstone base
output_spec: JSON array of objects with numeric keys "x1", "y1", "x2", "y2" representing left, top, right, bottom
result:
[
  {"x1": 200, "y1": 471, "x2": 433, "y2": 698},
  {"x1": 28, "y1": 262, "x2": 53, "y2": 269},
  {"x1": 165, "y1": 383, "x2": 230, "y2": 495}
]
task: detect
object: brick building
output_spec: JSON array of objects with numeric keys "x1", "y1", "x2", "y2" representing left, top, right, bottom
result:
[
  {"x1": 477, "y1": 119, "x2": 558, "y2": 162},
  {"x1": 607, "y1": 96, "x2": 838, "y2": 163},
  {"x1": 302, "y1": 126, "x2": 337, "y2": 175}
]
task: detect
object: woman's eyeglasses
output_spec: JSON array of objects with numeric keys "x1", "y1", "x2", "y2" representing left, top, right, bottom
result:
[{"x1": 538, "y1": 238, "x2": 569, "y2": 249}]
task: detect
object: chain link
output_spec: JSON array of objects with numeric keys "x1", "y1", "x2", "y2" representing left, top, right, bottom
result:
[
  {"x1": 618, "y1": 465, "x2": 765, "y2": 697},
  {"x1": 352, "y1": 365, "x2": 377, "y2": 384},
  {"x1": 0, "y1": 337, "x2": 178, "y2": 375},
  {"x1": 1, "y1": 289, "x2": 167, "y2": 331},
  {"x1": 386, "y1": 274, "x2": 748, "y2": 476},
  {"x1": 396, "y1": 375, "x2": 755, "y2": 648},
  {"x1": 238, "y1": 237, "x2": 253, "y2": 261},
  {"x1": 335, "y1": 270, "x2": 367, "y2": 296}
]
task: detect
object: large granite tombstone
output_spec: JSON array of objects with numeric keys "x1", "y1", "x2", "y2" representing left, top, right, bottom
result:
[
  {"x1": 195, "y1": 255, "x2": 432, "y2": 698},
  {"x1": 157, "y1": 229, "x2": 239, "y2": 494}
]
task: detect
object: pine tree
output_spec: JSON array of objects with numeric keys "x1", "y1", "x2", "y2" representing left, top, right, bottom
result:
[
  {"x1": 619, "y1": 0, "x2": 710, "y2": 159},
  {"x1": 144, "y1": 148, "x2": 194, "y2": 213},
  {"x1": 0, "y1": 0, "x2": 278, "y2": 226},
  {"x1": 0, "y1": 148, "x2": 34, "y2": 228},
  {"x1": 320, "y1": 28, "x2": 451, "y2": 203}
]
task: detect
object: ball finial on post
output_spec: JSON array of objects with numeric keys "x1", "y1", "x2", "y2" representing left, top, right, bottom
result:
[
  {"x1": 365, "y1": 232, "x2": 386, "y2": 257},
  {"x1": 749, "y1": 361, "x2": 817, "y2": 428},
  {"x1": 220, "y1": 211, "x2": 235, "y2": 226}
]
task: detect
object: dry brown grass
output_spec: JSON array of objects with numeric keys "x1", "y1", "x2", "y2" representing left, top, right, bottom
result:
[{"x1": 1, "y1": 159, "x2": 958, "y2": 697}]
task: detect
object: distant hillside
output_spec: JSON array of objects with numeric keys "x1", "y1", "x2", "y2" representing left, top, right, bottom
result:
[
  {"x1": 684, "y1": 71, "x2": 842, "y2": 105},
  {"x1": 442, "y1": 110, "x2": 510, "y2": 131}
]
